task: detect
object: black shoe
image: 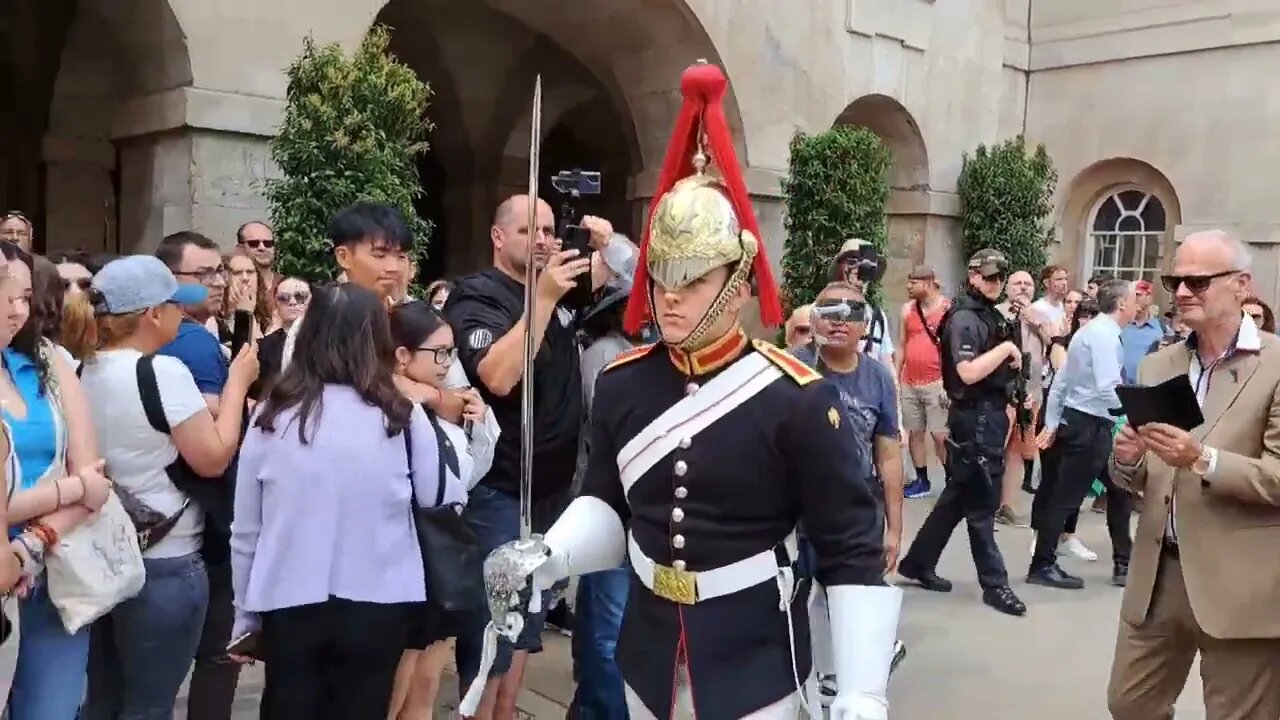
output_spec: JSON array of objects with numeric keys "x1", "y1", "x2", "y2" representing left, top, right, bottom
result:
[
  {"x1": 1021, "y1": 480, "x2": 1036, "y2": 495},
  {"x1": 983, "y1": 585, "x2": 1027, "y2": 616},
  {"x1": 1026, "y1": 564, "x2": 1085, "y2": 590},
  {"x1": 898, "y1": 563, "x2": 953, "y2": 592},
  {"x1": 1112, "y1": 563, "x2": 1128, "y2": 587}
]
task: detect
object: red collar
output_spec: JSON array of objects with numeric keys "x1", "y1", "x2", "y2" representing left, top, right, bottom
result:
[{"x1": 667, "y1": 327, "x2": 748, "y2": 376}]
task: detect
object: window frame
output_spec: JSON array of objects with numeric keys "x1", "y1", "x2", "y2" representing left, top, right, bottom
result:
[{"x1": 1084, "y1": 185, "x2": 1167, "y2": 282}]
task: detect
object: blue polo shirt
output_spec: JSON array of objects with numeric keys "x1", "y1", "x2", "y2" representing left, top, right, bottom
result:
[
  {"x1": 1120, "y1": 316, "x2": 1165, "y2": 383},
  {"x1": 157, "y1": 318, "x2": 228, "y2": 394}
]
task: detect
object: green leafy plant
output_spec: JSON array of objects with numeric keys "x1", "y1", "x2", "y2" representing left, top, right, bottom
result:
[
  {"x1": 266, "y1": 26, "x2": 433, "y2": 283},
  {"x1": 781, "y1": 126, "x2": 892, "y2": 309},
  {"x1": 956, "y1": 135, "x2": 1057, "y2": 275}
]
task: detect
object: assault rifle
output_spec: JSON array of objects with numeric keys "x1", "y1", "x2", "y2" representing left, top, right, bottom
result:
[{"x1": 1012, "y1": 351, "x2": 1033, "y2": 431}]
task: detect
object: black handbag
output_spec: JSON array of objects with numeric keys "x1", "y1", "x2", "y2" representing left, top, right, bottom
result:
[{"x1": 405, "y1": 414, "x2": 484, "y2": 613}]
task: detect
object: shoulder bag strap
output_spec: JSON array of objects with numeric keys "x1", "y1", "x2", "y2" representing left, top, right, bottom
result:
[
  {"x1": 915, "y1": 300, "x2": 943, "y2": 347},
  {"x1": 422, "y1": 411, "x2": 451, "y2": 505},
  {"x1": 136, "y1": 356, "x2": 171, "y2": 435}
]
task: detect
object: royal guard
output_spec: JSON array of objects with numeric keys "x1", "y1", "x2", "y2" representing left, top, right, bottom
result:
[{"x1": 468, "y1": 62, "x2": 901, "y2": 720}]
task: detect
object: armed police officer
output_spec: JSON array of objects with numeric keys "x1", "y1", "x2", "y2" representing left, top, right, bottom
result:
[
  {"x1": 462, "y1": 62, "x2": 901, "y2": 720},
  {"x1": 897, "y1": 249, "x2": 1028, "y2": 617}
]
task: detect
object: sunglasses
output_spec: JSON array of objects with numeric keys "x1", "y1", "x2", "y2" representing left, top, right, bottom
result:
[
  {"x1": 1160, "y1": 270, "x2": 1238, "y2": 295},
  {"x1": 813, "y1": 299, "x2": 868, "y2": 323},
  {"x1": 62, "y1": 277, "x2": 92, "y2": 292},
  {"x1": 276, "y1": 290, "x2": 310, "y2": 305},
  {"x1": 242, "y1": 239, "x2": 274, "y2": 250},
  {"x1": 414, "y1": 345, "x2": 458, "y2": 365},
  {"x1": 176, "y1": 266, "x2": 227, "y2": 284}
]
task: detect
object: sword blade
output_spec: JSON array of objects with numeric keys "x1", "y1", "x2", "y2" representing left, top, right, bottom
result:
[{"x1": 519, "y1": 76, "x2": 542, "y2": 540}]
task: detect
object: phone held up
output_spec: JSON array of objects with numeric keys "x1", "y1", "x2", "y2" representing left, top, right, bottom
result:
[{"x1": 551, "y1": 169, "x2": 602, "y2": 311}]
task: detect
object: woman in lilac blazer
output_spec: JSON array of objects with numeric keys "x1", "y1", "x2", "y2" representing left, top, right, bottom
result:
[{"x1": 230, "y1": 283, "x2": 465, "y2": 719}]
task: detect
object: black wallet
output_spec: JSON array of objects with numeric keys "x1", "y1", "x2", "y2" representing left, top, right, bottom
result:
[{"x1": 1115, "y1": 374, "x2": 1205, "y2": 431}]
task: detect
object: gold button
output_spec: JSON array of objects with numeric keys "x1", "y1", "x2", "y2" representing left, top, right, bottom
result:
[
  {"x1": 673, "y1": 534, "x2": 686, "y2": 549},
  {"x1": 679, "y1": 437, "x2": 692, "y2": 449},
  {"x1": 672, "y1": 507, "x2": 685, "y2": 522},
  {"x1": 673, "y1": 560, "x2": 687, "y2": 571},
  {"x1": 674, "y1": 486, "x2": 688, "y2": 499},
  {"x1": 674, "y1": 460, "x2": 688, "y2": 477},
  {"x1": 685, "y1": 383, "x2": 699, "y2": 396}
]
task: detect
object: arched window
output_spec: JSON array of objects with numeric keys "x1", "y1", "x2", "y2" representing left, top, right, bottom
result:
[{"x1": 1087, "y1": 188, "x2": 1166, "y2": 281}]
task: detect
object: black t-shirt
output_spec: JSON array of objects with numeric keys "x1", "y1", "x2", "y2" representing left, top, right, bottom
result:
[
  {"x1": 444, "y1": 268, "x2": 583, "y2": 500},
  {"x1": 940, "y1": 294, "x2": 1015, "y2": 403}
]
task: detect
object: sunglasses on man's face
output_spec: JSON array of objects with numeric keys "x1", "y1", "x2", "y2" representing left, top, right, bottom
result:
[
  {"x1": 1160, "y1": 270, "x2": 1238, "y2": 295},
  {"x1": 62, "y1": 277, "x2": 92, "y2": 292},
  {"x1": 242, "y1": 239, "x2": 274, "y2": 250},
  {"x1": 276, "y1": 290, "x2": 310, "y2": 305},
  {"x1": 983, "y1": 272, "x2": 1006, "y2": 283}
]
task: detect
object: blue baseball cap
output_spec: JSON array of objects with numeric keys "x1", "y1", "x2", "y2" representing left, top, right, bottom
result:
[{"x1": 92, "y1": 255, "x2": 208, "y2": 315}]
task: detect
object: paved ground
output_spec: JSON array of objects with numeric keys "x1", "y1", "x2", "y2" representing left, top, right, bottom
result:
[{"x1": 0, "y1": 487, "x2": 1207, "y2": 719}]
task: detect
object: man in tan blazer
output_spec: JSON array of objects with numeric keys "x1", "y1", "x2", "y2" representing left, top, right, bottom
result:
[{"x1": 1108, "y1": 230, "x2": 1280, "y2": 720}]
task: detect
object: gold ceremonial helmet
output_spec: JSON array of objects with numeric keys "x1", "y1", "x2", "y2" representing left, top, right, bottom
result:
[{"x1": 644, "y1": 148, "x2": 758, "y2": 349}]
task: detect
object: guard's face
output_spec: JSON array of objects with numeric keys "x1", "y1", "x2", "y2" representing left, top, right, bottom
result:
[
  {"x1": 812, "y1": 289, "x2": 867, "y2": 350},
  {"x1": 970, "y1": 269, "x2": 1005, "y2": 301},
  {"x1": 652, "y1": 265, "x2": 743, "y2": 346}
]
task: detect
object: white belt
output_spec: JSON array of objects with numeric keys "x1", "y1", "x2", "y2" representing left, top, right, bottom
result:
[{"x1": 627, "y1": 531, "x2": 798, "y2": 605}]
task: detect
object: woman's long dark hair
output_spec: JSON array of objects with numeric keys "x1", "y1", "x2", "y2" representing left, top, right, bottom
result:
[
  {"x1": 389, "y1": 300, "x2": 448, "y2": 351},
  {"x1": 1066, "y1": 297, "x2": 1101, "y2": 344},
  {"x1": 0, "y1": 241, "x2": 50, "y2": 394},
  {"x1": 255, "y1": 283, "x2": 412, "y2": 443}
]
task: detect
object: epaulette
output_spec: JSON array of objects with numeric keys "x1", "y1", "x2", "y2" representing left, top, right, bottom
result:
[
  {"x1": 752, "y1": 339, "x2": 821, "y2": 386},
  {"x1": 602, "y1": 343, "x2": 658, "y2": 373}
]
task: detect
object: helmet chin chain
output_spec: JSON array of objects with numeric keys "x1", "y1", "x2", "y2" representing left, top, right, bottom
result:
[{"x1": 649, "y1": 251, "x2": 753, "y2": 355}]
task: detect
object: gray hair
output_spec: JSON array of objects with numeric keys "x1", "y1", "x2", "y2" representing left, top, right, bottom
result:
[
  {"x1": 1096, "y1": 278, "x2": 1133, "y2": 314},
  {"x1": 1189, "y1": 229, "x2": 1253, "y2": 271}
]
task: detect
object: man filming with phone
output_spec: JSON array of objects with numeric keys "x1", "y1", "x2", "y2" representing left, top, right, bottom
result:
[{"x1": 444, "y1": 193, "x2": 632, "y2": 720}]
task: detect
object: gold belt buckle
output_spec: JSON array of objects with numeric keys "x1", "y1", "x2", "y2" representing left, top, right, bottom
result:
[{"x1": 652, "y1": 563, "x2": 699, "y2": 605}]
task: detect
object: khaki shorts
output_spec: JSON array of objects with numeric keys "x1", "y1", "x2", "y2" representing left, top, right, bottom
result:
[{"x1": 900, "y1": 381, "x2": 948, "y2": 434}]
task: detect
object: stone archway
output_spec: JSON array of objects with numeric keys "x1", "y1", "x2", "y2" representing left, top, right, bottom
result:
[
  {"x1": 834, "y1": 94, "x2": 935, "y2": 311},
  {"x1": 372, "y1": 0, "x2": 741, "y2": 278},
  {"x1": 0, "y1": 0, "x2": 194, "y2": 253},
  {"x1": 1059, "y1": 157, "x2": 1182, "y2": 295}
]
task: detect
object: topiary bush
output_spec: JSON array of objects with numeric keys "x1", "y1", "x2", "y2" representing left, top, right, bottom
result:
[
  {"x1": 956, "y1": 135, "x2": 1057, "y2": 275},
  {"x1": 781, "y1": 126, "x2": 892, "y2": 309},
  {"x1": 266, "y1": 26, "x2": 433, "y2": 283}
]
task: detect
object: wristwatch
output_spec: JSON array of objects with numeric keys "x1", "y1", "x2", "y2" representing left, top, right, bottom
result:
[{"x1": 1191, "y1": 445, "x2": 1215, "y2": 478}]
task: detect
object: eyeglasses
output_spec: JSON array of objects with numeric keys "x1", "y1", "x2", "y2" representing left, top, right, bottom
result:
[
  {"x1": 1160, "y1": 270, "x2": 1238, "y2": 295},
  {"x1": 276, "y1": 290, "x2": 310, "y2": 305},
  {"x1": 242, "y1": 239, "x2": 274, "y2": 250},
  {"x1": 176, "y1": 266, "x2": 227, "y2": 284},
  {"x1": 414, "y1": 345, "x2": 457, "y2": 364},
  {"x1": 62, "y1": 277, "x2": 92, "y2": 292}
]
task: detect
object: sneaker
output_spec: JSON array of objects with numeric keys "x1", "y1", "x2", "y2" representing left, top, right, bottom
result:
[
  {"x1": 904, "y1": 479, "x2": 932, "y2": 499},
  {"x1": 1058, "y1": 536, "x2": 1098, "y2": 562},
  {"x1": 995, "y1": 505, "x2": 1024, "y2": 526}
]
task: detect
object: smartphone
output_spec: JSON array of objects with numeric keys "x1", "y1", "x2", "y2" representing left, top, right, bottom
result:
[
  {"x1": 562, "y1": 224, "x2": 594, "y2": 310},
  {"x1": 226, "y1": 630, "x2": 260, "y2": 659},
  {"x1": 230, "y1": 310, "x2": 253, "y2": 359}
]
